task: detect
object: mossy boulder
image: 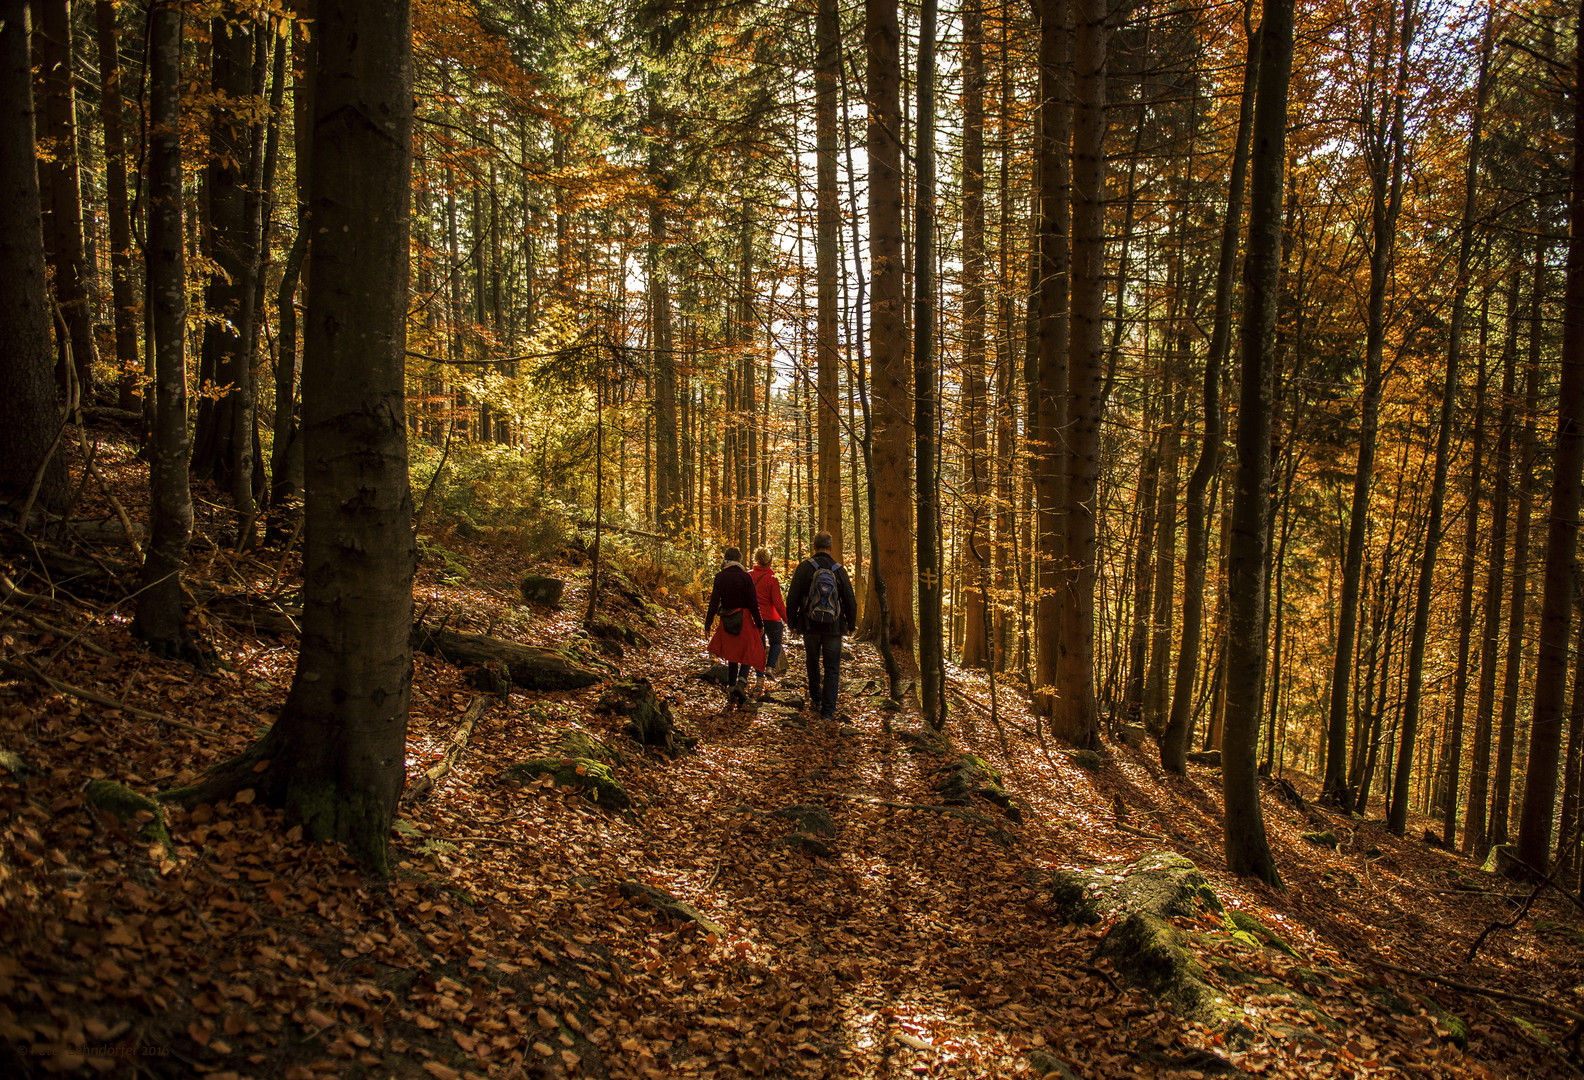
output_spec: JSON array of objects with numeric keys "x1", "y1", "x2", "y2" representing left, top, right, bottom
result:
[
  {"x1": 1117, "y1": 724, "x2": 1149, "y2": 748},
  {"x1": 87, "y1": 780, "x2": 174, "y2": 855},
  {"x1": 0, "y1": 748, "x2": 33, "y2": 782},
  {"x1": 935, "y1": 754, "x2": 1022, "y2": 821},
  {"x1": 1097, "y1": 911, "x2": 1227, "y2": 1020},
  {"x1": 519, "y1": 574, "x2": 565, "y2": 606},
  {"x1": 1226, "y1": 910, "x2": 1299, "y2": 958},
  {"x1": 597, "y1": 678, "x2": 680, "y2": 754},
  {"x1": 1185, "y1": 750, "x2": 1222, "y2": 767},
  {"x1": 771, "y1": 804, "x2": 836, "y2": 838},
  {"x1": 1063, "y1": 748, "x2": 1104, "y2": 772},
  {"x1": 589, "y1": 619, "x2": 649, "y2": 650},
  {"x1": 558, "y1": 730, "x2": 626, "y2": 766},
  {"x1": 775, "y1": 833, "x2": 835, "y2": 859},
  {"x1": 618, "y1": 882, "x2": 724, "y2": 937},
  {"x1": 1047, "y1": 869, "x2": 1105, "y2": 926},
  {"x1": 1301, "y1": 830, "x2": 1339, "y2": 849},
  {"x1": 498, "y1": 757, "x2": 629, "y2": 810}
]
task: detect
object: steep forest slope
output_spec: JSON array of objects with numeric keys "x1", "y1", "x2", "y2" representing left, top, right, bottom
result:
[{"x1": 0, "y1": 431, "x2": 1578, "y2": 1079}]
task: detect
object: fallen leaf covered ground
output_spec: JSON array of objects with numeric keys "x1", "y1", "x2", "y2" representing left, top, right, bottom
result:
[{"x1": 0, "y1": 430, "x2": 1578, "y2": 1078}]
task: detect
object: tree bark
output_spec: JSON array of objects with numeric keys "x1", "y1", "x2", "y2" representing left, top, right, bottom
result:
[
  {"x1": 94, "y1": 0, "x2": 139, "y2": 412},
  {"x1": 34, "y1": 0, "x2": 99, "y2": 397},
  {"x1": 0, "y1": 0, "x2": 69, "y2": 513},
  {"x1": 814, "y1": 0, "x2": 844, "y2": 560},
  {"x1": 1223, "y1": 0, "x2": 1291, "y2": 887},
  {"x1": 1491, "y1": 256, "x2": 1543, "y2": 849},
  {"x1": 1465, "y1": 285, "x2": 1517, "y2": 856},
  {"x1": 859, "y1": 0, "x2": 915, "y2": 651},
  {"x1": 958, "y1": 0, "x2": 990, "y2": 669},
  {"x1": 171, "y1": 0, "x2": 416, "y2": 876},
  {"x1": 132, "y1": 0, "x2": 194, "y2": 658},
  {"x1": 1163, "y1": 13, "x2": 1257, "y2": 774},
  {"x1": 1322, "y1": 0, "x2": 1414, "y2": 806},
  {"x1": 1052, "y1": 0, "x2": 1103, "y2": 748}
]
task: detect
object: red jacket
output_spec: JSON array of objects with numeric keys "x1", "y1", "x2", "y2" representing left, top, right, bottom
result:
[{"x1": 749, "y1": 565, "x2": 787, "y2": 623}]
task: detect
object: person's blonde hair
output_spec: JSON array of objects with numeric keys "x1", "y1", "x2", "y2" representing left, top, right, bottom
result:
[{"x1": 754, "y1": 547, "x2": 772, "y2": 567}]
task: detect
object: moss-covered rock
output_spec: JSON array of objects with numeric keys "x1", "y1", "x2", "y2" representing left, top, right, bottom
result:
[
  {"x1": 558, "y1": 730, "x2": 626, "y2": 766},
  {"x1": 1415, "y1": 994, "x2": 1468, "y2": 1049},
  {"x1": 1046, "y1": 869, "x2": 1104, "y2": 926},
  {"x1": 1185, "y1": 750, "x2": 1222, "y2": 767},
  {"x1": 499, "y1": 757, "x2": 629, "y2": 810},
  {"x1": 775, "y1": 833, "x2": 835, "y2": 859},
  {"x1": 771, "y1": 804, "x2": 836, "y2": 838},
  {"x1": 1063, "y1": 748, "x2": 1104, "y2": 772},
  {"x1": 1301, "y1": 830, "x2": 1339, "y2": 848},
  {"x1": 935, "y1": 754, "x2": 1022, "y2": 821},
  {"x1": 1226, "y1": 909, "x2": 1299, "y2": 958},
  {"x1": 519, "y1": 574, "x2": 565, "y2": 606},
  {"x1": 597, "y1": 678, "x2": 679, "y2": 754},
  {"x1": 1097, "y1": 911, "x2": 1227, "y2": 1021},
  {"x1": 898, "y1": 728, "x2": 952, "y2": 756},
  {"x1": 87, "y1": 780, "x2": 174, "y2": 855},
  {"x1": 618, "y1": 881, "x2": 724, "y2": 937}
]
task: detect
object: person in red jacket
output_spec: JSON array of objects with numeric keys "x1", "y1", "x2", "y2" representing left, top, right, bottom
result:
[
  {"x1": 704, "y1": 547, "x2": 765, "y2": 705},
  {"x1": 749, "y1": 548, "x2": 788, "y2": 694}
]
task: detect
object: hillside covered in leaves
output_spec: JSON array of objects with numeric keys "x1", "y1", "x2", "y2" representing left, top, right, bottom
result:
[{"x1": 0, "y1": 430, "x2": 1579, "y2": 1079}]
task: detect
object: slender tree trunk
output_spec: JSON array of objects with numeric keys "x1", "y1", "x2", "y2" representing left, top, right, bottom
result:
[
  {"x1": 34, "y1": 0, "x2": 99, "y2": 397},
  {"x1": 1445, "y1": 301, "x2": 1488, "y2": 846},
  {"x1": 1465, "y1": 279, "x2": 1519, "y2": 857},
  {"x1": 815, "y1": 0, "x2": 844, "y2": 559},
  {"x1": 1145, "y1": 392, "x2": 1182, "y2": 733},
  {"x1": 1388, "y1": 8, "x2": 1473, "y2": 833},
  {"x1": 1033, "y1": 0, "x2": 1070, "y2": 720},
  {"x1": 1323, "y1": 0, "x2": 1415, "y2": 806},
  {"x1": 0, "y1": 0, "x2": 70, "y2": 513},
  {"x1": 133, "y1": 0, "x2": 194, "y2": 657},
  {"x1": 1223, "y1": 0, "x2": 1291, "y2": 887},
  {"x1": 959, "y1": 0, "x2": 990, "y2": 669},
  {"x1": 915, "y1": 0, "x2": 944, "y2": 726},
  {"x1": 1517, "y1": 78, "x2": 1584, "y2": 869},
  {"x1": 95, "y1": 0, "x2": 139, "y2": 411},
  {"x1": 1164, "y1": 12, "x2": 1257, "y2": 774},
  {"x1": 1492, "y1": 257, "x2": 1543, "y2": 849}
]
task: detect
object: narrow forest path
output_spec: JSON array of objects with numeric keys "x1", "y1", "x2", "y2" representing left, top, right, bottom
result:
[{"x1": 0, "y1": 438, "x2": 1572, "y2": 1079}]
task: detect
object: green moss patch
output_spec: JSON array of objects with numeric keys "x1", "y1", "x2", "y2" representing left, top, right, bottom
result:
[
  {"x1": 499, "y1": 757, "x2": 629, "y2": 810},
  {"x1": 86, "y1": 780, "x2": 175, "y2": 856}
]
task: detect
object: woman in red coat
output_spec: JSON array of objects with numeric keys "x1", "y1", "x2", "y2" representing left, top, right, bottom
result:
[
  {"x1": 704, "y1": 547, "x2": 765, "y2": 697},
  {"x1": 749, "y1": 548, "x2": 787, "y2": 693}
]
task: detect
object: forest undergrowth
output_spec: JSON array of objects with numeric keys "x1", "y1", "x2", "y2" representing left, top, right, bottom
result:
[{"x1": 0, "y1": 428, "x2": 1578, "y2": 1079}]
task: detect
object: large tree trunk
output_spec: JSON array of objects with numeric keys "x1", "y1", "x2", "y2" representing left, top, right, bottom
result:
[
  {"x1": 859, "y1": 0, "x2": 915, "y2": 651},
  {"x1": 170, "y1": 0, "x2": 415, "y2": 876},
  {"x1": 94, "y1": 1, "x2": 139, "y2": 412},
  {"x1": 1052, "y1": 0, "x2": 1103, "y2": 747},
  {"x1": 1163, "y1": 13, "x2": 1257, "y2": 775},
  {"x1": 0, "y1": 1, "x2": 69, "y2": 513},
  {"x1": 34, "y1": 0, "x2": 99, "y2": 398},
  {"x1": 1223, "y1": 0, "x2": 1291, "y2": 887},
  {"x1": 133, "y1": 0, "x2": 194, "y2": 658}
]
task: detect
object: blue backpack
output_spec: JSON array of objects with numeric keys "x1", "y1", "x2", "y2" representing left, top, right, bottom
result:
[{"x1": 804, "y1": 560, "x2": 842, "y2": 627}]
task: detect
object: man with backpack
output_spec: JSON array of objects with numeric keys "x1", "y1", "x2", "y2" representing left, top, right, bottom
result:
[{"x1": 785, "y1": 531, "x2": 859, "y2": 722}]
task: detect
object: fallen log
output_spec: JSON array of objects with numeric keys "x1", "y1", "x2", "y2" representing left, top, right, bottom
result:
[
  {"x1": 403, "y1": 694, "x2": 492, "y2": 803},
  {"x1": 412, "y1": 625, "x2": 602, "y2": 690}
]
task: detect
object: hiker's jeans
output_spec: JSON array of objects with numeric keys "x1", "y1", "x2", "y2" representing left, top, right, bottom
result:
[{"x1": 802, "y1": 629, "x2": 843, "y2": 718}]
